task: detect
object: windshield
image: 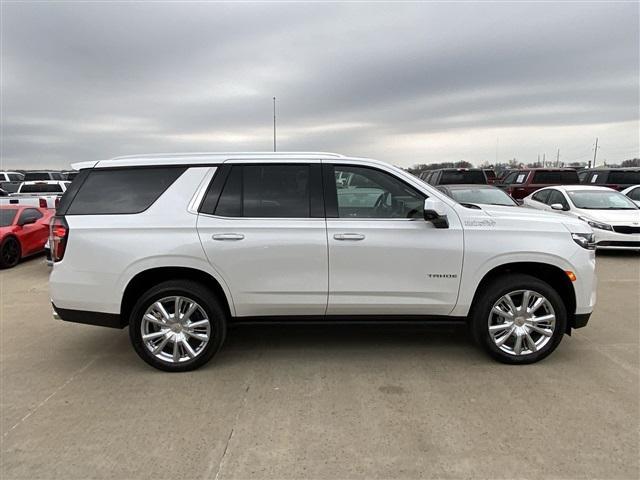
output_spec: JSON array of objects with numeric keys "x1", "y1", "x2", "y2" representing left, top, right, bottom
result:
[
  {"x1": 567, "y1": 190, "x2": 639, "y2": 210},
  {"x1": 449, "y1": 187, "x2": 517, "y2": 206},
  {"x1": 0, "y1": 209, "x2": 17, "y2": 227}
]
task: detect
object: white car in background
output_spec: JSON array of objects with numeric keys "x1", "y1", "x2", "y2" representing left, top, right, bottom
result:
[
  {"x1": 621, "y1": 185, "x2": 640, "y2": 207},
  {"x1": 523, "y1": 185, "x2": 640, "y2": 250}
]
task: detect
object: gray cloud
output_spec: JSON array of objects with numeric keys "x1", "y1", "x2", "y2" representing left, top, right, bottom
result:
[{"x1": 1, "y1": 2, "x2": 638, "y2": 169}]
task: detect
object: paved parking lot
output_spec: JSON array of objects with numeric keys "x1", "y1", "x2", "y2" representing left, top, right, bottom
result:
[{"x1": 1, "y1": 253, "x2": 638, "y2": 479}]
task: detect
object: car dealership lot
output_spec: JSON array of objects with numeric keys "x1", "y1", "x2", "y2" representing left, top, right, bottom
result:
[{"x1": 1, "y1": 254, "x2": 638, "y2": 479}]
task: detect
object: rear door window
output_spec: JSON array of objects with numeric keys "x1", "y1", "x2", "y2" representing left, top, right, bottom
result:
[
  {"x1": 64, "y1": 167, "x2": 186, "y2": 215},
  {"x1": 212, "y1": 164, "x2": 317, "y2": 218},
  {"x1": 609, "y1": 171, "x2": 640, "y2": 184},
  {"x1": 531, "y1": 189, "x2": 551, "y2": 204},
  {"x1": 532, "y1": 171, "x2": 579, "y2": 184}
]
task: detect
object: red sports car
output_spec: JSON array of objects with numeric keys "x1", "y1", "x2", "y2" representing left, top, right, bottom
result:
[{"x1": 0, "y1": 206, "x2": 53, "y2": 268}]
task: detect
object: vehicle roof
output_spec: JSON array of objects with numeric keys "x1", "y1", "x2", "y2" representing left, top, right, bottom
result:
[
  {"x1": 585, "y1": 167, "x2": 640, "y2": 171},
  {"x1": 72, "y1": 152, "x2": 377, "y2": 170},
  {"x1": 517, "y1": 168, "x2": 577, "y2": 171},
  {"x1": 1, "y1": 171, "x2": 23, "y2": 174},
  {"x1": 539, "y1": 185, "x2": 617, "y2": 192}
]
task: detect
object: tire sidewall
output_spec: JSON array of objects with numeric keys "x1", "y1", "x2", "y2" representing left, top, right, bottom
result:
[
  {"x1": 472, "y1": 275, "x2": 567, "y2": 364},
  {"x1": 129, "y1": 281, "x2": 227, "y2": 372},
  {"x1": 0, "y1": 237, "x2": 21, "y2": 268}
]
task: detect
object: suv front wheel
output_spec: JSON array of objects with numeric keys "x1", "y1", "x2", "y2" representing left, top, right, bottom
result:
[
  {"x1": 471, "y1": 274, "x2": 567, "y2": 364},
  {"x1": 129, "y1": 280, "x2": 227, "y2": 372}
]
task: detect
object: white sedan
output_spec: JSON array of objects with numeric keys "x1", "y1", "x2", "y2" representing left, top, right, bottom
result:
[
  {"x1": 523, "y1": 185, "x2": 640, "y2": 250},
  {"x1": 621, "y1": 185, "x2": 640, "y2": 207}
]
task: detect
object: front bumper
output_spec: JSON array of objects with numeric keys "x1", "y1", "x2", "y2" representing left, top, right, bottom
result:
[
  {"x1": 573, "y1": 313, "x2": 591, "y2": 329},
  {"x1": 594, "y1": 229, "x2": 640, "y2": 250}
]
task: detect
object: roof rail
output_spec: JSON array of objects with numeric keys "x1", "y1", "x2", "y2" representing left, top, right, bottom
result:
[{"x1": 110, "y1": 151, "x2": 345, "y2": 160}]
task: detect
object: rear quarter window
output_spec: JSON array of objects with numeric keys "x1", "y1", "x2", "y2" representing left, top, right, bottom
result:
[{"x1": 64, "y1": 167, "x2": 186, "y2": 215}]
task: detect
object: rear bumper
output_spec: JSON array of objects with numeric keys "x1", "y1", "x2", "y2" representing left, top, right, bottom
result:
[{"x1": 52, "y1": 304, "x2": 125, "y2": 329}]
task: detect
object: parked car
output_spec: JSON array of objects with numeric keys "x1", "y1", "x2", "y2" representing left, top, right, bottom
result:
[
  {"x1": 49, "y1": 152, "x2": 597, "y2": 371},
  {"x1": 497, "y1": 168, "x2": 579, "y2": 201},
  {"x1": 0, "y1": 171, "x2": 25, "y2": 182},
  {"x1": 0, "y1": 182, "x2": 20, "y2": 194},
  {"x1": 580, "y1": 168, "x2": 640, "y2": 191},
  {"x1": 0, "y1": 206, "x2": 53, "y2": 268},
  {"x1": 425, "y1": 168, "x2": 487, "y2": 185},
  {"x1": 418, "y1": 170, "x2": 434, "y2": 183},
  {"x1": 621, "y1": 185, "x2": 640, "y2": 206},
  {"x1": 61, "y1": 170, "x2": 79, "y2": 181},
  {"x1": 0, "y1": 180, "x2": 70, "y2": 209},
  {"x1": 483, "y1": 169, "x2": 497, "y2": 184},
  {"x1": 523, "y1": 186, "x2": 640, "y2": 250},
  {"x1": 23, "y1": 171, "x2": 66, "y2": 181},
  {"x1": 436, "y1": 184, "x2": 518, "y2": 207}
]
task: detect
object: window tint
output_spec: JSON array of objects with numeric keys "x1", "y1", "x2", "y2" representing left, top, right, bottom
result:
[
  {"x1": 24, "y1": 172, "x2": 52, "y2": 181},
  {"x1": 532, "y1": 171, "x2": 579, "y2": 184},
  {"x1": 333, "y1": 166, "x2": 424, "y2": 218},
  {"x1": 532, "y1": 189, "x2": 551, "y2": 203},
  {"x1": 20, "y1": 183, "x2": 63, "y2": 193},
  {"x1": 214, "y1": 165, "x2": 311, "y2": 218},
  {"x1": 439, "y1": 170, "x2": 486, "y2": 185},
  {"x1": 503, "y1": 171, "x2": 528, "y2": 184},
  {"x1": 0, "y1": 209, "x2": 18, "y2": 227},
  {"x1": 66, "y1": 167, "x2": 186, "y2": 215},
  {"x1": 7, "y1": 174, "x2": 23, "y2": 181},
  {"x1": 609, "y1": 171, "x2": 640, "y2": 184},
  {"x1": 628, "y1": 187, "x2": 640, "y2": 201},
  {"x1": 547, "y1": 190, "x2": 569, "y2": 209},
  {"x1": 19, "y1": 208, "x2": 43, "y2": 223}
]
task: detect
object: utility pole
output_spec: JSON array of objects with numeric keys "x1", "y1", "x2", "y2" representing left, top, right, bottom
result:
[
  {"x1": 556, "y1": 148, "x2": 560, "y2": 167},
  {"x1": 273, "y1": 97, "x2": 277, "y2": 152},
  {"x1": 543, "y1": 153, "x2": 546, "y2": 166},
  {"x1": 592, "y1": 137, "x2": 599, "y2": 168}
]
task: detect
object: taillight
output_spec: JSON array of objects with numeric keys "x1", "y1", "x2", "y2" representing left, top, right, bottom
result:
[
  {"x1": 39, "y1": 198, "x2": 47, "y2": 208},
  {"x1": 49, "y1": 216, "x2": 69, "y2": 262}
]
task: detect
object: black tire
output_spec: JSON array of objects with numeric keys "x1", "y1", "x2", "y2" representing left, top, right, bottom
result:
[
  {"x1": 470, "y1": 274, "x2": 567, "y2": 364},
  {"x1": 0, "y1": 236, "x2": 21, "y2": 269},
  {"x1": 129, "y1": 280, "x2": 227, "y2": 372}
]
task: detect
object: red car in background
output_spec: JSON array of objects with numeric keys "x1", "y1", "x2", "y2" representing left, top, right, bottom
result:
[
  {"x1": 0, "y1": 206, "x2": 53, "y2": 268},
  {"x1": 496, "y1": 168, "x2": 580, "y2": 201}
]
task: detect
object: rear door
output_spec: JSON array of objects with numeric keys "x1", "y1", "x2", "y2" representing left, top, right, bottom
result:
[
  {"x1": 197, "y1": 162, "x2": 328, "y2": 317},
  {"x1": 323, "y1": 162, "x2": 463, "y2": 316}
]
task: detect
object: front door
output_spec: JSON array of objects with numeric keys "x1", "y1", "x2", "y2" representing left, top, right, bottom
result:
[
  {"x1": 197, "y1": 162, "x2": 328, "y2": 317},
  {"x1": 324, "y1": 163, "x2": 463, "y2": 316}
]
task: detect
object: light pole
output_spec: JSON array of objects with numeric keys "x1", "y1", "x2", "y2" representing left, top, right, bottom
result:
[{"x1": 273, "y1": 97, "x2": 277, "y2": 152}]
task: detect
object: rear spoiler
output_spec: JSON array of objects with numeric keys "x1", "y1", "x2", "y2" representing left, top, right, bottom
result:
[{"x1": 70, "y1": 161, "x2": 98, "y2": 171}]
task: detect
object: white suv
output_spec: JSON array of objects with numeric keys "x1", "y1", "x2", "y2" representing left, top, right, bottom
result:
[{"x1": 49, "y1": 152, "x2": 597, "y2": 371}]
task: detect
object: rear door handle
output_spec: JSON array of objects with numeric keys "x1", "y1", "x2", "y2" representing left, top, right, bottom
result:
[
  {"x1": 333, "y1": 233, "x2": 365, "y2": 241},
  {"x1": 212, "y1": 233, "x2": 245, "y2": 241}
]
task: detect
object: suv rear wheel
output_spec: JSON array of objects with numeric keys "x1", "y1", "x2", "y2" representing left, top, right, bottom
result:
[
  {"x1": 129, "y1": 280, "x2": 227, "y2": 372},
  {"x1": 471, "y1": 274, "x2": 567, "y2": 364}
]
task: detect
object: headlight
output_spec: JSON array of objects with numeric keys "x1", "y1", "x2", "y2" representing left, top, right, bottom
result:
[
  {"x1": 572, "y1": 233, "x2": 596, "y2": 250},
  {"x1": 578, "y1": 216, "x2": 613, "y2": 231}
]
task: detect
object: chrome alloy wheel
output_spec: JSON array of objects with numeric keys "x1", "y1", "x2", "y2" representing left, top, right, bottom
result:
[
  {"x1": 141, "y1": 296, "x2": 211, "y2": 364},
  {"x1": 488, "y1": 290, "x2": 556, "y2": 356}
]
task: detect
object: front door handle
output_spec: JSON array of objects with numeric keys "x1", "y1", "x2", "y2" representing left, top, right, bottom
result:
[
  {"x1": 212, "y1": 233, "x2": 245, "y2": 241},
  {"x1": 333, "y1": 233, "x2": 365, "y2": 241}
]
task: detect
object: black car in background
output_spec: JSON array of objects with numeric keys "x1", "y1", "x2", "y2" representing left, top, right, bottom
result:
[
  {"x1": 423, "y1": 168, "x2": 487, "y2": 186},
  {"x1": 580, "y1": 167, "x2": 640, "y2": 191},
  {"x1": 436, "y1": 184, "x2": 519, "y2": 207}
]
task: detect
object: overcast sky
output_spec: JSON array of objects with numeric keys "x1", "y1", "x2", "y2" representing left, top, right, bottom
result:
[{"x1": 1, "y1": 1, "x2": 638, "y2": 169}]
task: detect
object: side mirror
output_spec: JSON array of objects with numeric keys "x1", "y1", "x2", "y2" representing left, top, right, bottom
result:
[
  {"x1": 423, "y1": 198, "x2": 449, "y2": 229},
  {"x1": 550, "y1": 203, "x2": 566, "y2": 211}
]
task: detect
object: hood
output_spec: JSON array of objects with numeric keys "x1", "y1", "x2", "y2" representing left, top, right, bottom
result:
[
  {"x1": 575, "y1": 208, "x2": 640, "y2": 225},
  {"x1": 477, "y1": 204, "x2": 591, "y2": 233}
]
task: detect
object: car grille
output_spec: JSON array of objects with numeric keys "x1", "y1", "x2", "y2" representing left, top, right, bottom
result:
[{"x1": 612, "y1": 226, "x2": 640, "y2": 234}]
